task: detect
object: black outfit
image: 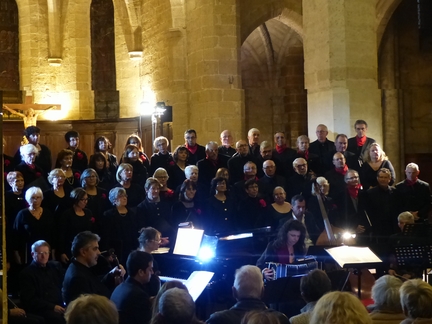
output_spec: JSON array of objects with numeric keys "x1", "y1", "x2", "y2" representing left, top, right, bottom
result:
[
  {"x1": 63, "y1": 169, "x2": 82, "y2": 189},
  {"x1": 5, "y1": 191, "x2": 27, "y2": 258},
  {"x1": 272, "y1": 147, "x2": 297, "y2": 178},
  {"x1": 268, "y1": 204, "x2": 292, "y2": 232},
  {"x1": 95, "y1": 168, "x2": 116, "y2": 191},
  {"x1": 4, "y1": 153, "x2": 15, "y2": 191},
  {"x1": 307, "y1": 195, "x2": 338, "y2": 233},
  {"x1": 235, "y1": 196, "x2": 269, "y2": 231},
  {"x1": 166, "y1": 163, "x2": 187, "y2": 190},
  {"x1": 204, "y1": 195, "x2": 235, "y2": 234},
  {"x1": 129, "y1": 160, "x2": 148, "y2": 187},
  {"x1": 248, "y1": 144, "x2": 260, "y2": 158},
  {"x1": 286, "y1": 172, "x2": 315, "y2": 202},
  {"x1": 115, "y1": 183, "x2": 145, "y2": 208},
  {"x1": 13, "y1": 208, "x2": 55, "y2": 263},
  {"x1": 324, "y1": 168, "x2": 347, "y2": 199},
  {"x1": 42, "y1": 187, "x2": 72, "y2": 217},
  {"x1": 295, "y1": 150, "x2": 322, "y2": 175},
  {"x1": 106, "y1": 152, "x2": 118, "y2": 175},
  {"x1": 14, "y1": 144, "x2": 52, "y2": 176},
  {"x1": 85, "y1": 187, "x2": 111, "y2": 225},
  {"x1": 206, "y1": 298, "x2": 289, "y2": 324},
  {"x1": 227, "y1": 154, "x2": 259, "y2": 184},
  {"x1": 14, "y1": 162, "x2": 48, "y2": 190},
  {"x1": 58, "y1": 208, "x2": 94, "y2": 258},
  {"x1": 100, "y1": 208, "x2": 140, "y2": 265},
  {"x1": 395, "y1": 179, "x2": 432, "y2": 221},
  {"x1": 278, "y1": 211, "x2": 321, "y2": 245},
  {"x1": 55, "y1": 148, "x2": 88, "y2": 172},
  {"x1": 256, "y1": 241, "x2": 305, "y2": 268},
  {"x1": 110, "y1": 277, "x2": 152, "y2": 324},
  {"x1": 323, "y1": 150, "x2": 359, "y2": 173},
  {"x1": 136, "y1": 199, "x2": 175, "y2": 239},
  {"x1": 20, "y1": 261, "x2": 65, "y2": 324},
  {"x1": 309, "y1": 139, "x2": 335, "y2": 166},
  {"x1": 360, "y1": 160, "x2": 396, "y2": 190},
  {"x1": 218, "y1": 145, "x2": 236, "y2": 158},
  {"x1": 347, "y1": 136, "x2": 375, "y2": 161},
  {"x1": 150, "y1": 152, "x2": 173, "y2": 174},
  {"x1": 186, "y1": 144, "x2": 206, "y2": 165},
  {"x1": 62, "y1": 259, "x2": 115, "y2": 304},
  {"x1": 257, "y1": 174, "x2": 287, "y2": 203},
  {"x1": 170, "y1": 201, "x2": 204, "y2": 229},
  {"x1": 197, "y1": 155, "x2": 229, "y2": 190}
]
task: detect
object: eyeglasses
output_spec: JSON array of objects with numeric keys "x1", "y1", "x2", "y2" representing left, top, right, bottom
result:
[
  {"x1": 151, "y1": 239, "x2": 162, "y2": 244},
  {"x1": 346, "y1": 176, "x2": 359, "y2": 180},
  {"x1": 35, "y1": 252, "x2": 50, "y2": 256},
  {"x1": 295, "y1": 164, "x2": 307, "y2": 168}
]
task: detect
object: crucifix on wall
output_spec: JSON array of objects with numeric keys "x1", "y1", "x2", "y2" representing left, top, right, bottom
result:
[{"x1": 2, "y1": 95, "x2": 61, "y2": 129}]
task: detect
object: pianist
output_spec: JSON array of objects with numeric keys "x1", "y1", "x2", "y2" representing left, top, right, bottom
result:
[{"x1": 256, "y1": 219, "x2": 306, "y2": 281}]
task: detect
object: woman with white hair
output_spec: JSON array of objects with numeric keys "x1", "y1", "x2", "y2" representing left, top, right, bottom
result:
[
  {"x1": 153, "y1": 168, "x2": 175, "y2": 203},
  {"x1": 13, "y1": 186, "x2": 55, "y2": 264},
  {"x1": 15, "y1": 143, "x2": 46, "y2": 187},
  {"x1": 400, "y1": 279, "x2": 432, "y2": 323},
  {"x1": 369, "y1": 275, "x2": 405, "y2": 323},
  {"x1": 42, "y1": 168, "x2": 72, "y2": 218},
  {"x1": 115, "y1": 163, "x2": 145, "y2": 207},
  {"x1": 151, "y1": 136, "x2": 173, "y2": 173}
]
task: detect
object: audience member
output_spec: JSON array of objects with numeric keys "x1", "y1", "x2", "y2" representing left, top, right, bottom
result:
[
  {"x1": 151, "y1": 281, "x2": 189, "y2": 319},
  {"x1": 64, "y1": 294, "x2": 118, "y2": 324},
  {"x1": 400, "y1": 279, "x2": 432, "y2": 324},
  {"x1": 241, "y1": 310, "x2": 284, "y2": 324}
]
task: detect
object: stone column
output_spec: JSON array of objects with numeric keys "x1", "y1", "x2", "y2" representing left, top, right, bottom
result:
[
  {"x1": 303, "y1": 0, "x2": 382, "y2": 143},
  {"x1": 183, "y1": 0, "x2": 245, "y2": 145}
]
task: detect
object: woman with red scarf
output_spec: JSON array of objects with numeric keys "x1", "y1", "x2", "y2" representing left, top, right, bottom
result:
[{"x1": 334, "y1": 169, "x2": 370, "y2": 245}]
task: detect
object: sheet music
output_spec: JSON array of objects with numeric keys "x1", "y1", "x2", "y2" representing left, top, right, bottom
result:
[
  {"x1": 159, "y1": 271, "x2": 214, "y2": 301},
  {"x1": 325, "y1": 246, "x2": 382, "y2": 268}
]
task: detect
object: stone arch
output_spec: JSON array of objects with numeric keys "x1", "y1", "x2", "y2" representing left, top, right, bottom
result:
[{"x1": 376, "y1": 0, "x2": 403, "y2": 48}]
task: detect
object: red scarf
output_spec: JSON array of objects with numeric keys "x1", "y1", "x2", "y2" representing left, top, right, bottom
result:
[
  {"x1": 185, "y1": 143, "x2": 197, "y2": 155},
  {"x1": 348, "y1": 184, "x2": 362, "y2": 198},
  {"x1": 335, "y1": 164, "x2": 348, "y2": 175},
  {"x1": 297, "y1": 150, "x2": 309, "y2": 160},
  {"x1": 405, "y1": 178, "x2": 418, "y2": 187},
  {"x1": 356, "y1": 136, "x2": 367, "y2": 147},
  {"x1": 276, "y1": 145, "x2": 286, "y2": 154},
  {"x1": 206, "y1": 156, "x2": 218, "y2": 167},
  {"x1": 244, "y1": 175, "x2": 259, "y2": 181}
]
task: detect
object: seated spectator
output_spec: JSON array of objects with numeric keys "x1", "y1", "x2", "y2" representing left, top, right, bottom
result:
[
  {"x1": 309, "y1": 291, "x2": 372, "y2": 324},
  {"x1": 369, "y1": 275, "x2": 405, "y2": 324},
  {"x1": 56, "y1": 149, "x2": 81, "y2": 189},
  {"x1": 89, "y1": 152, "x2": 116, "y2": 191},
  {"x1": 206, "y1": 265, "x2": 288, "y2": 324},
  {"x1": 122, "y1": 144, "x2": 148, "y2": 187},
  {"x1": 15, "y1": 144, "x2": 47, "y2": 189},
  {"x1": 242, "y1": 310, "x2": 286, "y2": 324},
  {"x1": 289, "y1": 269, "x2": 332, "y2": 324},
  {"x1": 400, "y1": 279, "x2": 432, "y2": 324},
  {"x1": 20, "y1": 240, "x2": 65, "y2": 324},
  {"x1": 64, "y1": 294, "x2": 118, "y2": 324},
  {"x1": 151, "y1": 281, "x2": 189, "y2": 318},
  {"x1": 62, "y1": 231, "x2": 125, "y2": 304},
  {"x1": 110, "y1": 251, "x2": 154, "y2": 324},
  {"x1": 167, "y1": 145, "x2": 189, "y2": 189},
  {"x1": 14, "y1": 126, "x2": 52, "y2": 176},
  {"x1": 59, "y1": 130, "x2": 88, "y2": 172},
  {"x1": 115, "y1": 163, "x2": 145, "y2": 207},
  {"x1": 0, "y1": 288, "x2": 44, "y2": 324},
  {"x1": 151, "y1": 136, "x2": 173, "y2": 173}
]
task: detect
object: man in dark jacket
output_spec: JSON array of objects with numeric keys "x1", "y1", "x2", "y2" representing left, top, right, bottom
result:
[{"x1": 111, "y1": 251, "x2": 154, "y2": 324}]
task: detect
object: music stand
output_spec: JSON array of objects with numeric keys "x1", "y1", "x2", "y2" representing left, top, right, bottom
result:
[
  {"x1": 324, "y1": 246, "x2": 383, "y2": 299},
  {"x1": 394, "y1": 245, "x2": 432, "y2": 280}
]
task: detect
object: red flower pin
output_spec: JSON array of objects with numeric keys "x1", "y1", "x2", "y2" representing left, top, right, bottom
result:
[
  {"x1": 91, "y1": 217, "x2": 96, "y2": 223},
  {"x1": 165, "y1": 189, "x2": 174, "y2": 197},
  {"x1": 77, "y1": 152, "x2": 83, "y2": 160},
  {"x1": 140, "y1": 155, "x2": 147, "y2": 162},
  {"x1": 169, "y1": 161, "x2": 175, "y2": 166},
  {"x1": 4, "y1": 159, "x2": 10, "y2": 167},
  {"x1": 35, "y1": 172, "x2": 42, "y2": 177},
  {"x1": 101, "y1": 193, "x2": 107, "y2": 199},
  {"x1": 259, "y1": 199, "x2": 267, "y2": 208},
  {"x1": 74, "y1": 172, "x2": 81, "y2": 179}
]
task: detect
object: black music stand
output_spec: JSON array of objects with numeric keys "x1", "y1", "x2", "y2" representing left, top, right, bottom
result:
[
  {"x1": 325, "y1": 246, "x2": 383, "y2": 299},
  {"x1": 394, "y1": 245, "x2": 432, "y2": 280}
]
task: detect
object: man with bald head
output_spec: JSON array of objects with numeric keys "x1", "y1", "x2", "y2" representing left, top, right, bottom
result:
[
  {"x1": 257, "y1": 160, "x2": 286, "y2": 203},
  {"x1": 227, "y1": 140, "x2": 259, "y2": 184},
  {"x1": 232, "y1": 161, "x2": 259, "y2": 201},
  {"x1": 286, "y1": 158, "x2": 316, "y2": 201},
  {"x1": 197, "y1": 141, "x2": 229, "y2": 190},
  {"x1": 218, "y1": 130, "x2": 236, "y2": 157},
  {"x1": 295, "y1": 135, "x2": 322, "y2": 175},
  {"x1": 309, "y1": 124, "x2": 334, "y2": 167},
  {"x1": 272, "y1": 131, "x2": 297, "y2": 178},
  {"x1": 247, "y1": 128, "x2": 261, "y2": 157},
  {"x1": 323, "y1": 134, "x2": 358, "y2": 172},
  {"x1": 324, "y1": 152, "x2": 349, "y2": 198}
]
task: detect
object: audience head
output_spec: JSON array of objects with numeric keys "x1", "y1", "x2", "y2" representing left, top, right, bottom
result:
[
  {"x1": 185, "y1": 165, "x2": 199, "y2": 182},
  {"x1": 236, "y1": 140, "x2": 249, "y2": 156},
  {"x1": 125, "y1": 134, "x2": 143, "y2": 151},
  {"x1": 260, "y1": 141, "x2": 272, "y2": 160},
  {"x1": 296, "y1": 135, "x2": 310, "y2": 152},
  {"x1": 89, "y1": 152, "x2": 107, "y2": 171},
  {"x1": 138, "y1": 227, "x2": 161, "y2": 251},
  {"x1": 335, "y1": 134, "x2": 349, "y2": 153},
  {"x1": 20, "y1": 143, "x2": 39, "y2": 162},
  {"x1": 65, "y1": 294, "x2": 118, "y2": 324},
  {"x1": 151, "y1": 282, "x2": 189, "y2": 320},
  {"x1": 179, "y1": 179, "x2": 197, "y2": 202},
  {"x1": 315, "y1": 124, "x2": 329, "y2": 142},
  {"x1": 65, "y1": 130, "x2": 80, "y2": 149},
  {"x1": 244, "y1": 178, "x2": 259, "y2": 198},
  {"x1": 400, "y1": 279, "x2": 432, "y2": 319},
  {"x1": 215, "y1": 167, "x2": 229, "y2": 181},
  {"x1": 398, "y1": 211, "x2": 415, "y2": 231},
  {"x1": 24, "y1": 126, "x2": 41, "y2": 144},
  {"x1": 31, "y1": 240, "x2": 51, "y2": 267},
  {"x1": 126, "y1": 251, "x2": 153, "y2": 284},
  {"x1": 7, "y1": 171, "x2": 24, "y2": 191},
  {"x1": 48, "y1": 168, "x2": 66, "y2": 186},
  {"x1": 80, "y1": 168, "x2": 99, "y2": 187},
  {"x1": 184, "y1": 129, "x2": 197, "y2": 147},
  {"x1": 94, "y1": 136, "x2": 110, "y2": 153},
  {"x1": 371, "y1": 275, "x2": 403, "y2": 312},
  {"x1": 154, "y1": 136, "x2": 169, "y2": 154},
  {"x1": 205, "y1": 141, "x2": 219, "y2": 160},
  {"x1": 293, "y1": 158, "x2": 308, "y2": 176},
  {"x1": 405, "y1": 163, "x2": 420, "y2": 181},
  {"x1": 116, "y1": 163, "x2": 133, "y2": 182},
  {"x1": 241, "y1": 310, "x2": 283, "y2": 324},
  {"x1": 233, "y1": 265, "x2": 263, "y2": 300},
  {"x1": 363, "y1": 143, "x2": 387, "y2": 163},
  {"x1": 25, "y1": 186, "x2": 43, "y2": 205},
  {"x1": 71, "y1": 231, "x2": 100, "y2": 265},
  {"x1": 156, "y1": 288, "x2": 196, "y2": 324},
  {"x1": 300, "y1": 269, "x2": 332, "y2": 303},
  {"x1": 172, "y1": 145, "x2": 189, "y2": 163},
  {"x1": 220, "y1": 130, "x2": 233, "y2": 147},
  {"x1": 274, "y1": 131, "x2": 286, "y2": 147},
  {"x1": 70, "y1": 188, "x2": 88, "y2": 206},
  {"x1": 108, "y1": 187, "x2": 127, "y2": 206},
  {"x1": 211, "y1": 177, "x2": 227, "y2": 194},
  {"x1": 354, "y1": 119, "x2": 368, "y2": 138},
  {"x1": 310, "y1": 291, "x2": 371, "y2": 324},
  {"x1": 275, "y1": 219, "x2": 306, "y2": 253},
  {"x1": 247, "y1": 128, "x2": 260, "y2": 146},
  {"x1": 291, "y1": 195, "x2": 306, "y2": 218},
  {"x1": 312, "y1": 177, "x2": 329, "y2": 196}
]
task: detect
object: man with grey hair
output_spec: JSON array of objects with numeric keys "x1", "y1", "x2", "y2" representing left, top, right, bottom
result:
[
  {"x1": 247, "y1": 128, "x2": 261, "y2": 157},
  {"x1": 400, "y1": 279, "x2": 432, "y2": 323},
  {"x1": 286, "y1": 158, "x2": 316, "y2": 201},
  {"x1": 227, "y1": 140, "x2": 259, "y2": 184},
  {"x1": 309, "y1": 124, "x2": 334, "y2": 158},
  {"x1": 20, "y1": 240, "x2": 66, "y2": 324},
  {"x1": 218, "y1": 130, "x2": 236, "y2": 157},
  {"x1": 156, "y1": 288, "x2": 197, "y2": 324},
  {"x1": 257, "y1": 159, "x2": 286, "y2": 202},
  {"x1": 206, "y1": 265, "x2": 289, "y2": 324},
  {"x1": 197, "y1": 141, "x2": 229, "y2": 189},
  {"x1": 395, "y1": 162, "x2": 432, "y2": 222},
  {"x1": 369, "y1": 275, "x2": 404, "y2": 323}
]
